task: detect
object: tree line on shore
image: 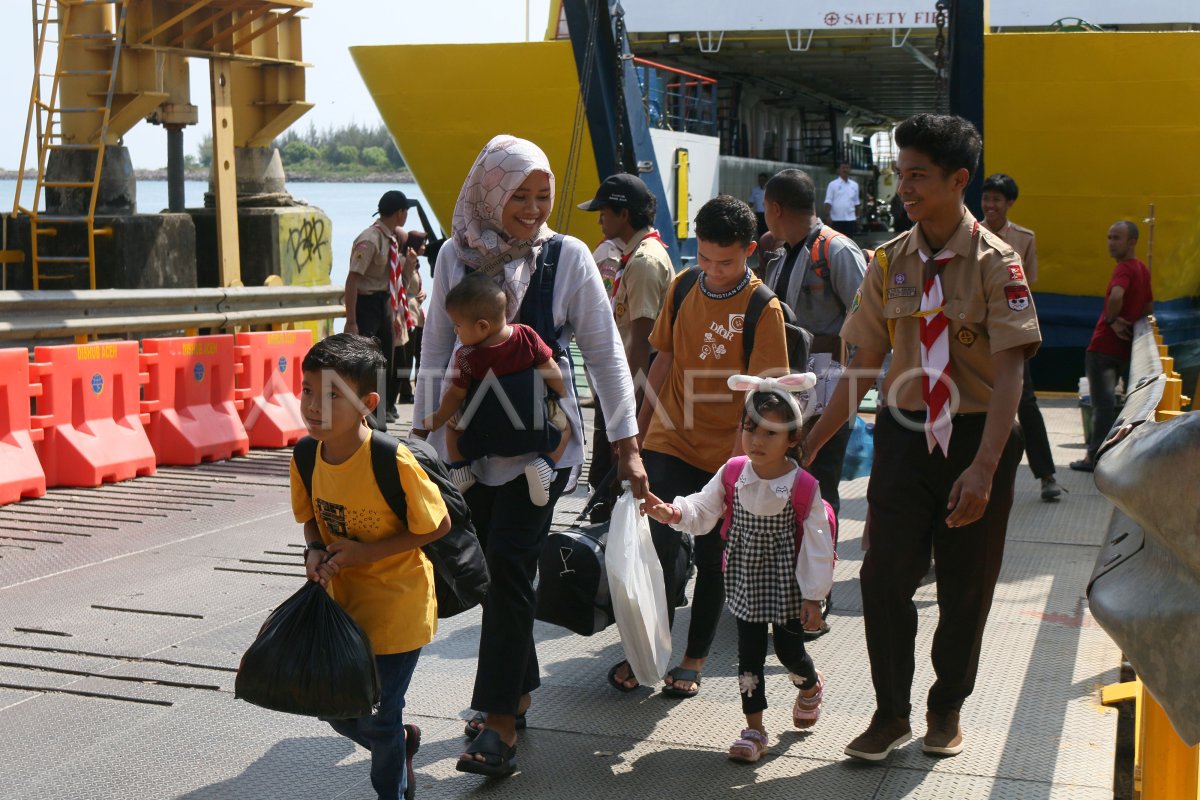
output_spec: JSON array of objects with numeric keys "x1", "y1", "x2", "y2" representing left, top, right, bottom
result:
[{"x1": 191, "y1": 122, "x2": 407, "y2": 177}]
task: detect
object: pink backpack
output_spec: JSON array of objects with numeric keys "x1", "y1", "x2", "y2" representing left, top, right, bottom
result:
[{"x1": 719, "y1": 456, "x2": 838, "y2": 569}]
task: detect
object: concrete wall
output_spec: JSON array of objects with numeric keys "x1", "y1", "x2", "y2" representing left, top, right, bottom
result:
[
  {"x1": 191, "y1": 206, "x2": 332, "y2": 290},
  {"x1": 5, "y1": 213, "x2": 196, "y2": 290}
]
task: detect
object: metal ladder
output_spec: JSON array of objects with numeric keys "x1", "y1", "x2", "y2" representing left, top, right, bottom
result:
[{"x1": 14, "y1": 0, "x2": 127, "y2": 289}]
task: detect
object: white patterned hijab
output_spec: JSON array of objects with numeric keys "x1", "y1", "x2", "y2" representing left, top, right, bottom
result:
[{"x1": 451, "y1": 136, "x2": 557, "y2": 318}]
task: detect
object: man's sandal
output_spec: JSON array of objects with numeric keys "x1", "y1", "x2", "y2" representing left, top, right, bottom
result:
[
  {"x1": 662, "y1": 666, "x2": 701, "y2": 698},
  {"x1": 793, "y1": 672, "x2": 825, "y2": 729},
  {"x1": 455, "y1": 729, "x2": 517, "y2": 777},
  {"x1": 607, "y1": 660, "x2": 639, "y2": 692},
  {"x1": 728, "y1": 728, "x2": 769, "y2": 763},
  {"x1": 464, "y1": 711, "x2": 526, "y2": 740}
]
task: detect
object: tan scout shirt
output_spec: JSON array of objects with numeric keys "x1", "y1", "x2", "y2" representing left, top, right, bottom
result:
[
  {"x1": 614, "y1": 228, "x2": 673, "y2": 353},
  {"x1": 993, "y1": 220, "x2": 1038, "y2": 284},
  {"x1": 841, "y1": 210, "x2": 1041, "y2": 414},
  {"x1": 349, "y1": 222, "x2": 395, "y2": 293}
]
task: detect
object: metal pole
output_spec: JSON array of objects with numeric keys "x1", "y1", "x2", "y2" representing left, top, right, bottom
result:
[
  {"x1": 166, "y1": 126, "x2": 185, "y2": 212},
  {"x1": 948, "y1": 0, "x2": 985, "y2": 217}
]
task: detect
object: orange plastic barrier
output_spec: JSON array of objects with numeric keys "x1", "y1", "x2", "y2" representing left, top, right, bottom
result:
[
  {"x1": 0, "y1": 348, "x2": 47, "y2": 505},
  {"x1": 141, "y1": 335, "x2": 250, "y2": 465},
  {"x1": 235, "y1": 330, "x2": 312, "y2": 448},
  {"x1": 31, "y1": 341, "x2": 156, "y2": 487}
]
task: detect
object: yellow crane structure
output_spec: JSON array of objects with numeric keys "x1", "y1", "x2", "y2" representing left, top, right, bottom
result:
[{"x1": 13, "y1": 0, "x2": 313, "y2": 289}]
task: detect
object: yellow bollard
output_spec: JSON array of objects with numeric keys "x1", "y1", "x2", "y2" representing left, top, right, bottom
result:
[
  {"x1": 1103, "y1": 678, "x2": 1143, "y2": 792},
  {"x1": 1140, "y1": 690, "x2": 1200, "y2": 799}
]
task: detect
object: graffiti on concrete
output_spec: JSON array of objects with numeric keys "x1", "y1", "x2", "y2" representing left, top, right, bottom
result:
[{"x1": 285, "y1": 217, "x2": 328, "y2": 274}]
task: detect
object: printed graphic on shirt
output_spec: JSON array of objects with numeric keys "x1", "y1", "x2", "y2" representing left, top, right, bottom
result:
[
  {"x1": 314, "y1": 497, "x2": 388, "y2": 540},
  {"x1": 315, "y1": 497, "x2": 349, "y2": 538},
  {"x1": 1008, "y1": 264, "x2": 1025, "y2": 282},
  {"x1": 1005, "y1": 285, "x2": 1031, "y2": 311},
  {"x1": 700, "y1": 330, "x2": 729, "y2": 361},
  {"x1": 728, "y1": 313, "x2": 746, "y2": 333}
]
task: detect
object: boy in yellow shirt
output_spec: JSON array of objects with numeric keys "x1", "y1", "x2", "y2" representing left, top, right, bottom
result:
[{"x1": 290, "y1": 333, "x2": 450, "y2": 800}]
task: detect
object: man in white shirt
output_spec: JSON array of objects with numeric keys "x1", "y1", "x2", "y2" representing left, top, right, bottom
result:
[
  {"x1": 748, "y1": 172, "x2": 769, "y2": 238},
  {"x1": 823, "y1": 162, "x2": 861, "y2": 236}
]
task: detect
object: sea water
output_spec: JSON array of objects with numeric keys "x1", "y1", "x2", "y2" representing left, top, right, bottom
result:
[{"x1": 0, "y1": 179, "x2": 440, "y2": 323}]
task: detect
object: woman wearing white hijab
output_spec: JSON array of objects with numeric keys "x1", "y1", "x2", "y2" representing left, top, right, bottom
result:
[{"x1": 413, "y1": 135, "x2": 648, "y2": 777}]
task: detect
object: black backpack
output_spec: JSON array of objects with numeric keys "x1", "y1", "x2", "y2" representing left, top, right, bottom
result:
[
  {"x1": 293, "y1": 433, "x2": 489, "y2": 618},
  {"x1": 670, "y1": 267, "x2": 812, "y2": 372},
  {"x1": 456, "y1": 234, "x2": 567, "y2": 459}
]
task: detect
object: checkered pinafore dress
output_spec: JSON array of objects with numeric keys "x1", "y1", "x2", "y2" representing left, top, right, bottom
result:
[{"x1": 724, "y1": 488, "x2": 806, "y2": 624}]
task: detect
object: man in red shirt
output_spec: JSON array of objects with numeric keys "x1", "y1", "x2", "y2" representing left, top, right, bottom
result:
[{"x1": 1070, "y1": 221, "x2": 1153, "y2": 471}]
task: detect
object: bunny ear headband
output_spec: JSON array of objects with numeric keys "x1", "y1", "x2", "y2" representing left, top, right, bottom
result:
[{"x1": 727, "y1": 372, "x2": 818, "y2": 425}]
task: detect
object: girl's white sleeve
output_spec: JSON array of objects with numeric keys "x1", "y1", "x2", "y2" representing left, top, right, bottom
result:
[
  {"x1": 670, "y1": 465, "x2": 728, "y2": 535},
  {"x1": 796, "y1": 482, "x2": 835, "y2": 601}
]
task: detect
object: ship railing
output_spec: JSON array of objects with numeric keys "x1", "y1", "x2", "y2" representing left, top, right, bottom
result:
[
  {"x1": 0, "y1": 285, "x2": 344, "y2": 343},
  {"x1": 634, "y1": 57, "x2": 718, "y2": 136},
  {"x1": 1092, "y1": 316, "x2": 1200, "y2": 797}
]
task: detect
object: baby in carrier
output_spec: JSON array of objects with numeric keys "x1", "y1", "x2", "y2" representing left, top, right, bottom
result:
[{"x1": 422, "y1": 272, "x2": 570, "y2": 505}]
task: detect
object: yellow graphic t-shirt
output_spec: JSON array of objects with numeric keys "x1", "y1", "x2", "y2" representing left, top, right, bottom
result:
[{"x1": 290, "y1": 433, "x2": 449, "y2": 654}]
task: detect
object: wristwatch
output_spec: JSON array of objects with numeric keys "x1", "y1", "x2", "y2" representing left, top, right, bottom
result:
[{"x1": 304, "y1": 541, "x2": 327, "y2": 555}]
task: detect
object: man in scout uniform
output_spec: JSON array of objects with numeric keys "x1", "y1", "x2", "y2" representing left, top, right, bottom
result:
[
  {"x1": 347, "y1": 190, "x2": 419, "y2": 423},
  {"x1": 761, "y1": 167, "x2": 868, "y2": 635},
  {"x1": 804, "y1": 114, "x2": 1041, "y2": 762},
  {"x1": 578, "y1": 174, "x2": 673, "y2": 501},
  {"x1": 980, "y1": 173, "x2": 1061, "y2": 501}
]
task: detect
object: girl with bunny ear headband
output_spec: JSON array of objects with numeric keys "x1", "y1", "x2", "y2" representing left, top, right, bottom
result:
[
  {"x1": 727, "y1": 373, "x2": 818, "y2": 434},
  {"x1": 640, "y1": 367, "x2": 835, "y2": 762}
]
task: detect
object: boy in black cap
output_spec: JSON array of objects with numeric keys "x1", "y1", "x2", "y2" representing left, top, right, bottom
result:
[
  {"x1": 348, "y1": 190, "x2": 420, "y2": 422},
  {"x1": 578, "y1": 175, "x2": 673, "y2": 502}
]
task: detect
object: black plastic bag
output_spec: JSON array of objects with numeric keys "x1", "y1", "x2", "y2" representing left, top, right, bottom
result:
[{"x1": 235, "y1": 581, "x2": 380, "y2": 719}]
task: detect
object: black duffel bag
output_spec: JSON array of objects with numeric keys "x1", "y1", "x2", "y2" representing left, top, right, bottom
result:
[
  {"x1": 236, "y1": 580, "x2": 380, "y2": 718},
  {"x1": 534, "y1": 471, "x2": 695, "y2": 636},
  {"x1": 535, "y1": 468, "x2": 614, "y2": 635},
  {"x1": 536, "y1": 516, "x2": 615, "y2": 636}
]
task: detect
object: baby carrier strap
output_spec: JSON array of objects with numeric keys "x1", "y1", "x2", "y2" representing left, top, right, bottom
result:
[{"x1": 519, "y1": 234, "x2": 566, "y2": 359}]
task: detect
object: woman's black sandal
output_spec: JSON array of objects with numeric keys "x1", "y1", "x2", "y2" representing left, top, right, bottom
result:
[
  {"x1": 607, "y1": 660, "x2": 640, "y2": 692},
  {"x1": 662, "y1": 666, "x2": 702, "y2": 698},
  {"x1": 456, "y1": 729, "x2": 517, "y2": 777}
]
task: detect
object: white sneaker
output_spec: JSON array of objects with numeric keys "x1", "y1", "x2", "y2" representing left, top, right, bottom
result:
[
  {"x1": 449, "y1": 464, "x2": 476, "y2": 494},
  {"x1": 524, "y1": 457, "x2": 555, "y2": 506}
]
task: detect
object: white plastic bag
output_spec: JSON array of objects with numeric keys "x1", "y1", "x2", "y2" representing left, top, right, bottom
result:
[{"x1": 606, "y1": 485, "x2": 672, "y2": 685}]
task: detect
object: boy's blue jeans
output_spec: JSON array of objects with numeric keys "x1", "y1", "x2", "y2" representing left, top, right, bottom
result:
[{"x1": 326, "y1": 649, "x2": 421, "y2": 800}]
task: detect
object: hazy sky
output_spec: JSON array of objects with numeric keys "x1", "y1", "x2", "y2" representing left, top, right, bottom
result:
[{"x1": 0, "y1": 0, "x2": 553, "y2": 170}]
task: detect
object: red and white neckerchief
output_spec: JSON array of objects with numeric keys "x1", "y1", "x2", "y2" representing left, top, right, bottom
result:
[
  {"x1": 384, "y1": 224, "x2": 415, "y2": 332},
  {"x1": 916, "y1": 247, "x2": 955, "y2": 456},
  {"x1": 611, "y1": 229, "x2": 666, "y2": 309}
]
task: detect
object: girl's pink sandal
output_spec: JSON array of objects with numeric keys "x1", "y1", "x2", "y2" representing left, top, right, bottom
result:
[
  {"x1": 793, "y1": 672, "x2": 825, "y2": 729},
  {"x1": 728, "y1": 728, "x2": 769, "y2": 763}
]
